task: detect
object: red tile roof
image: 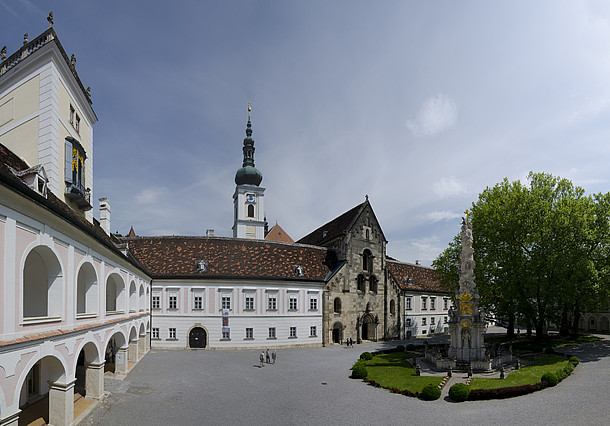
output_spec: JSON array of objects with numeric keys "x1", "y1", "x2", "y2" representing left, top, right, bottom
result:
[
  {"x1": 123, "y1": 236, "x2": 337, "y2": 282},
  {"x1": 265, "y1": 223, "x2": 294, "y2": 243},
  {"x1": 387, "y1": 260, "x2": 448, "y2": 294}
]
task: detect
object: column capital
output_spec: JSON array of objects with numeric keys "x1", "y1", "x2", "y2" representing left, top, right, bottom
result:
[
  {"x1": 0, "y1": 410, "x2": 21, "y2": 426},
  {"x1": 48, "y1": 378, "x2": 76, "y2": 391}
]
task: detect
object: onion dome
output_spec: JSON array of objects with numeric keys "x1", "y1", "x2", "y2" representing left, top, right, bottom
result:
[{"x1": 235, "y1": 105, "x2": 263, "y2": 186}]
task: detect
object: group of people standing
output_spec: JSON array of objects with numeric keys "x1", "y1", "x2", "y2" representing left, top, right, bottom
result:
[
  {"x1": 259, "y1": 348, "x2": 277, "y2": 367},
  {"x1": 345, "y1": 337, "x2": 354, "y2": 348}
]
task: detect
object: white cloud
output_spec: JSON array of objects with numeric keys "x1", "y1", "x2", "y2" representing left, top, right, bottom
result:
[
  {"x1": 424, "y1": 210, "x2": 463, "y2": 223},
  {"x1": 135, "y1": 187, "x2": 169, "y2": 205},
  {"x1": 432, "y1": 177, "x2": 467, "y2": 198},
  {"x1": 406, "y1": 93, "x2": 457, "y2": 137}
]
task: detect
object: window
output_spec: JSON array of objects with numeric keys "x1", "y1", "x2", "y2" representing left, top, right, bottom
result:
[
  {"x1": 169, "y1": 328, "x2": 176, "y2": 339},
  {"x1": 245, "y1": 328, "x2": 253, "y2": 339},
  {"x1": 310, "y1": 326, "x2": 317, "y2": 337},
  {"x1": 309, "y1": 297, "x2": 318, "y2": 310},
  {"x1": 152, "y1": 295, "x2": 160, "y2": 309},
  {"x1": 406, "y1": 318, "x2": 412, "y2": 327},
  {"x1": 65, "y1": 137, "x2": 86, "y2": 192},
  {"x1": 431, "y1": 317, "x2": 435, "y2": 325},
  {"x1": 268, "y1": 327, "x2": 276, "y2": 339},
  {"x1": 444, "y1": 316, "x2": 448, "y2": 323},
  {"x1": 363, "y1": 249, "x2": 373, "y2": 271},
  {"x1": 406, "y1": 297, "x2": 412, "y2": 310},
  {"x1": 289, "y1": 326, "x2": 297, "y2": 338},
  {"x1": 268, "y1": 295, "x2": 277, "y2": 310},
  {"x1": 245, "y1": 295, "x2": 254, "y2": 310},
  {"x1": 431, "y1": 297, "x2": 436, "y2": 310},
  {"x1": 75, "y1": 114, "x2": 80, "y2": 133},
  {"x1": 222, "y1": 329, "x2": 230, "y2": 340},
  {"x1": 443, "y1": 298, "x2": 448, "y2": 310},
  {"x1": 390, "y1": 299, "x2": 396, "y2": 315},
  {"x1": 369, "y1": 276, "x2": 378, "y2": 293},
  {"x1": 169, "y1": 295, "x2": 177, "y2": 310},
  {"x1": 247, "y1": 204, "x2": 255, "y2": 218},
  {"x1": 222, "y1": 295, "x2": 231, "y2": 310},
  {"x1": 422, "y1": 318, "x2": 427, "y2": 326},
  {"x1": 69, "y1": 105, "x2": 75, "y2": 125},
  {"x1": 194, "y1": 295, "x2": 202, "y2": 310},
  {"x1": 334, "y1": 297, "x2": 342, "y2": 314},
  {"x1": 152, "y1": 328, "x2": 159, "y2": 339},
  {"x1": 357, "y1": 274, "x2": 365, "y2": 292},
  {"x1": 289, "y1": 295, "x2": 298, "y2": 311},
  {"x1": 422, "y1": 297, "x2": 427, "y2": 310}
]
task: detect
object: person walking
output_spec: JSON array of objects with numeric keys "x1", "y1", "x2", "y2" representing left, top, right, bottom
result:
[
  {"x1": 259, "y1": 352, "x2": 265, "y2": 367},
  {"x1": 266, "y1": 348, "x2": 270, "y2": 363},
  {"x1": 272, "y1": 350, "x2": 277, "y2": 364}
]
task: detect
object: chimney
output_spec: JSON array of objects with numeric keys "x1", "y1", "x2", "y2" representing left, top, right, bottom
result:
[
  {"x1": 206, "y1": 229, "x2": 214, "y2": 237},
  {"x1": 415, "y1": 260, "x2": 420, "y2": 266},
  {"x1": 99, "y1": 197, "x2": 111, "y2": 235}
]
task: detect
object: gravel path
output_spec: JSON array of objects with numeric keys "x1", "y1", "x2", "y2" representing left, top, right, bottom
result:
[{"x1": 80, "y1": 332, "x2": 610, "y2": 426}]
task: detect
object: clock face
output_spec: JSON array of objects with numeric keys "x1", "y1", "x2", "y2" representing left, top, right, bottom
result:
[{"x1": 246, "y1": 194, "x2": 255, "y2": 203}]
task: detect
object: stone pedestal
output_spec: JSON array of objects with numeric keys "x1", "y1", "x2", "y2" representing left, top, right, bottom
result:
[
  {"x1": 85, "y1": 362, "x2": 105, "y2": 399},
  {"x1": 128, "y1": 340, "x2": 139, "y2": 363},
  {"x1": 49, "y1": 379, "x2": 75, "y2": 426},
  {"x1": 0, "y1": 411, "x2": 20, "y2": 426},
  {"x1": 115, "y1": 347, "x2": 129, "y2": 374}
]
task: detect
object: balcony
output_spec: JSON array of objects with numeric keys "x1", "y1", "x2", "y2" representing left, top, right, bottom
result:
[{"x1": 65, "y1": 182, "x2": 92, "y2": 211}]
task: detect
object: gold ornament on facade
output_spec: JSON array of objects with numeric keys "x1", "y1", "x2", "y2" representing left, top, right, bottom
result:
[
  {"x1": 459, "y1": 293, "x2": 473, "y2": 303},
  {"x1": 461, "y1": 320, "x2": 471, "y2": 328},
  {"x1": 460, "y1": 303, "x2": 474, "y2": 315}
]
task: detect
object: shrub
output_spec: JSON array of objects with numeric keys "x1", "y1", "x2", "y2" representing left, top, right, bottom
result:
[
  {"x1": 569, "y1": 356, "x2": 579, "y2": 366},
  {"x1": 468, "y1": 383, "x2": 545, "y2": 400},
  {"x1": 351, "y1": 363, "x2": 368, "y2": 379},
  {"x1": 406, "y1": 344, "x2": 416, "y2": 351},
  {"x1": 396, "y1": 345, "x2": 405, "y2": 352},
  {"x1": 449, "y1": 383, "x2": 471, "y2": 402},
  {"x1": 541, "y1": 372, "x2": 558, "y2": 387},
  {"x1": 544, "y1": 347, "x2": 556, "y2": 354},
  {"x1": 421, "y1": 384, "x2": 442, "y2": 401},
  {"x1": 360, "y1": 352, "x2": 373, "y2": 361}
]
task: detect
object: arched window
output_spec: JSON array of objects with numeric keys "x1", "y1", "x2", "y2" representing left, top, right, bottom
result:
[
  {"x1": 369, "y1": 275, "x2": 378, "y2": 294},
  {"x1": 23, "y1": 246, "x2": 63, "y2": 318},
  {"x1": 334, "y1": 297, "x2": 342, "y2": 314},
  {"x1": 76, "y1": 262, "x2": 98, "y2": 315},
  {"x1": 106, "y1": 273, "x2": 125, "y2": 313},
  {"x1": 363, "y1": 249, "x2": 373, "y2": 272},
  {"x1": 357, "y1": 274, "x2": 365, "y2": 293},
  {"x1": 390, "y1": 299, "x2": 396, "y2": 315},
  {"x1": 129, "y1": 281, "x2": 137, "y2": 312},
  {"x1": 139, "y1": 285, "x2": 145, "y2": 311},
  {"x1": 247, "y1": 204, "x2": 255, "y2": 218}
]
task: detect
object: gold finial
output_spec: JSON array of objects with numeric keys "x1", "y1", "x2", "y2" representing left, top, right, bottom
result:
[
  {"x1": 248, "y1": 102, "x2": 251, "y2": 119},
  {"x1": 464, "y1": 209, "x2": 470, "y2": 223}
]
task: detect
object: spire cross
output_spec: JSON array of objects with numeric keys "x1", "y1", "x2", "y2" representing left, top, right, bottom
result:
[
  {"x1": 464, "y1": 209, "x2": 471, "y2": 223},
  {"x1": 248, "y1": 102, "x2": 251, "y2": 119}
]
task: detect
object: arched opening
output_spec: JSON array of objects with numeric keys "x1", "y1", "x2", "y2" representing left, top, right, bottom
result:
[
  {"x1": 601, "y1": 316, "x2": 609, "y2": 332},
  {"x1": 74, "y1": 341, "x2": 103, "y2": 402},
  {"x1": 589, "y1": 317, "x2": 597, "y2": 331},
  {"x1": 362, "y1": 249, "x2": 372, "y2": 272},
  {"x1": 104, "y1": 332, "x2": 126, "y2": 374},
  {"x1": 361, "y1": 313, "x2": 375, "y2": 341},
  {"x1": 247, "y1": 204, "x2": 255, "y2": 218},
  {"x1": 129, "y1": 281, "x2": 137, "y2": 312},
  {"x1": 390, "y1": 299, "x2": 396, "y2": 315},
  {"x1": 333, "y1": 297, "x2": 342, "y2": 314},
  {"x1": 369, "y1": 275, "x2": 378, "y2": 294},
  {"x1": 357, "y1": 274, "x2": 365, "y2": 293},
  {"x1": 18, "y1": 356, "x2": 67, "y2": 426},
  {"x1": 106, "y1": 273, "x2": 125, "y2": 313},
  {"x1": 139, "y1": 285, "x2": 145, "y2": 311},
  {"x1": 23, "y1": 246, "x2": 63, "y2": 319},
  {"x1": 189, "y1": 327, "x2": 207, "y2": 348},
  {"x1": 332, "y1": 322, "x2": 343, "y2": 344},
  {"x1": 76, "y1": 262, "x2": 98, "y2": 315}
]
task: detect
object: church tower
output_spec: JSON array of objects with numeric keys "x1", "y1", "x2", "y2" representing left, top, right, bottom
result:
[{"x1": 233, "y1": 104, "x2": 265, "y2": 239}]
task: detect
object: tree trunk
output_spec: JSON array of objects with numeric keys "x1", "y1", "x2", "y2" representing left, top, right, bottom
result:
[
  {"x1": 506, "y1": 313, "x2": 515, "y2": 338},
  {"x1": 571, "y1": 299, "x2": 581, "y2": 338},
  {"x1": 559, "y1": 304, "x2": 570, "y2": 336}
]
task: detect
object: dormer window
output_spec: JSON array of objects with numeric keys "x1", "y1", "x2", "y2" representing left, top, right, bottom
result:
[
  {"x1": 197, "y1": 260, "x2": 208, "y2": 272},
  {"x1": 294, "y1": 265, "x2": 304, "y2": 277}
]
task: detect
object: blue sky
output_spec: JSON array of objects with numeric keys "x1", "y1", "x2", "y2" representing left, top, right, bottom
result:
[{"x1": 3, "y1": 1, "x2": 610, "y2": 265}]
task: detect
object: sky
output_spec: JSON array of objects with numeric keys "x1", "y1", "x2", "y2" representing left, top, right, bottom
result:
[{"x1": 2, "y1": 0, "x2": 610, "y2": 266}]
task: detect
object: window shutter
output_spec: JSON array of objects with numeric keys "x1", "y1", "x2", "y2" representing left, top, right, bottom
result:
[{"x1": 65, "y1": 140, "x2": 73, "y2": 183}]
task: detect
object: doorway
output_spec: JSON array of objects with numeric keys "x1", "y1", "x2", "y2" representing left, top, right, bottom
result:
[{"x1": 189, "y1": 327, "x2": 207, "y2": 348}]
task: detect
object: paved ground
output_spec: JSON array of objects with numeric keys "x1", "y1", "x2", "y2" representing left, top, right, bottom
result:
[{"x1": 80, "y1": 329, "x2": 610, "y2": 426}]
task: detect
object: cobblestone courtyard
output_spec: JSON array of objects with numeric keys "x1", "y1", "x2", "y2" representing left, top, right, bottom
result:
[{"x1": 81, "y1": 331, "x2": 610, "y2": 426}]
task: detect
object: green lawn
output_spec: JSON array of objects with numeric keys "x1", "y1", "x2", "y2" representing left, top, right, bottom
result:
[
  {"x1": 470, "y1": 354, "x2": 570, "y2": 390},
  {"x1": 363, "y1": 352, "x2": 443, "y2": 393}
]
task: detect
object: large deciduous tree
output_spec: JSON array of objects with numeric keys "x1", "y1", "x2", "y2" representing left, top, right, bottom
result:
[{"x1": 434, "y1": 172, "x2": 610, "y2": 339}]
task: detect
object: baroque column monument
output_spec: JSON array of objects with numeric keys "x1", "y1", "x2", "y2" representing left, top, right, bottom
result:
[{"x1": 447, "y1": 211, "x2": 488, "y2": 369}]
